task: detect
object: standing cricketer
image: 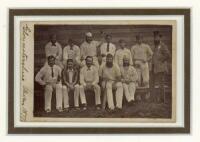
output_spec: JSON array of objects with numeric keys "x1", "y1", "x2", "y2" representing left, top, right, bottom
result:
[
  {"x1": 80, "y1": 32, "x2": 101, "y2": 69},
  {"x1": 131, "y1": 34, "x2": 153, "y2": 88},
  {"x1": 99, "y1": 34, "x2": 116, "y2": 66},
  {"x1": 114, "y1": 39, "x2": 133, "y2": 68},
  {"x1": 44, "y1": 34, "x2": 63, "y2": 69}
]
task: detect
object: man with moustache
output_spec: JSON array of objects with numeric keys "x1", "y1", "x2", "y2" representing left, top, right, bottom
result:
[
  {"x1": 79, "y1": 56, "x2": 101, "y2": 110},
  {"x1": 35, "y1": 55, "x2": 63, "y2": 113}
]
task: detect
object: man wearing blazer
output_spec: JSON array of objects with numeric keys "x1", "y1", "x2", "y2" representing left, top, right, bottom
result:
[
  {"x1": 152, "y1": 31, "x2": 170, "y2": 102},
  {"x1": 62, "y1": 59, "x2": 80, "y2": 111}
]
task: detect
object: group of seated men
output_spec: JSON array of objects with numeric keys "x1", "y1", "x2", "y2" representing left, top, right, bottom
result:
[{"x1": 35, "y1": 31, "x2": 170, "y2": 113}]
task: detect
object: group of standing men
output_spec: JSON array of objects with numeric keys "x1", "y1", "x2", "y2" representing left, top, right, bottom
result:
[{"x1": 35, "y1": 30, "x2": 170, "y2": 113}]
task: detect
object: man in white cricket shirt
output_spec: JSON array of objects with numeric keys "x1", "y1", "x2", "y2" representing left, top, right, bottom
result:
[
  {"x1": 99, "y1": 34, "x2": 116, "y2": 66},
  {"x1": 35, "y1": 55, "x2": 63, "y2": 113},
  {"x1": 80, "y1": 32, "x2": 101, "y2": 69},
  {"x1": 131, "y1": 34, "x2": 153, "y2": 88},
  {"x1": 114, "y1": 39, "x2": 133, "y2": 68},
  {"x1": 44, "y1": 34, "x2": 63, "y2": 69}
]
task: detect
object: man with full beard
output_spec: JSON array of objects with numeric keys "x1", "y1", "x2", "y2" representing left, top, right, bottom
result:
[
  {"x1": 121, "y1": 56, "x2": 138, "y2": 104},
  {"x1": 152, "y1": 31, "x2": 170, "y2": 102},
  {"x1": 99, "y1": 54, "x2": 123, "y2": 111}
]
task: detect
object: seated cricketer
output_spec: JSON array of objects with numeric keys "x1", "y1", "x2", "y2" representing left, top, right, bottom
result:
[
  {"x1": 79, "y1": 56, "x2": 101, "y2": 110},
  {"x1": 99, "y1": 54, "x2": 123, "y2": 110},
  {"x1": 35, "y1": 55, "x2": 63, "y2": 113},
  {"x1": 62, "y1": 59, "x2": 80, "y2": 111},
  {"x1": 121, "y1": 56, "x2": 138, "y2": 104}
]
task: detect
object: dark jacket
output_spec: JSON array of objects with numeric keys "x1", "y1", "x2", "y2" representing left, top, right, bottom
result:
[
  {"x1": 152, "y1": 42, "x2": 170, "y2": 74},
  {"x1": 62, "y1": 68, "x2": 79, "y2": 85}
]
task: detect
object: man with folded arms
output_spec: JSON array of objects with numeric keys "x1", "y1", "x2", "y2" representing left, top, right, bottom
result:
[
  {"x1": 100, "y1": 54, "x2": 123, "y2": 111},
  {"x1": 79, "y1": 56, "x2": 101, "y2": 110},
  {"x1": 62, "y1": 59, "x2": 80, "y2": 111},
  {"x1": 121, "y1": 56, "x2": 138, "y2": 104},
  {"x1": 35, "y1": 55, "x2": 63, "y2": 113}
]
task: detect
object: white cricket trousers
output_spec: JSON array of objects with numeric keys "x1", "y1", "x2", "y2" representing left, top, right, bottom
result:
[
  {"x1": 123, "y1": 82, "x2": 137, "y2": 102},
  {"x1": 79, "y1": 84, "x2": 101, "y2": 105},
  {"x1": 62, "y1": 84, "x2": 80, "y2": 108},
  {"x1": 136, "y1": 62, "x2": 149, "y2": 87},
  {"x1": 44, "y1": 83, "x2": 62, "y2": 111},
  {"x1": 102, "y1": 81, "x2": 123, "y2": 110}
]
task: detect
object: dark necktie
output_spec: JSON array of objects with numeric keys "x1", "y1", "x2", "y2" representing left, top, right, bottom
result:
[
  {"x1": 52, "y1": 42, "x2": 56, "y2": 46},
  {"x1": 51, "y1": 67, "x2": 54, "y2": 77},
  {"x1": 107, "y1": 43, "x2": 110, "y2": 52}
]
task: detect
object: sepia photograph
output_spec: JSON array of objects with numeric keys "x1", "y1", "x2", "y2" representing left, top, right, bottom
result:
[
  {"x1": 33, "y1": 24, "x2": 173, "y2": 119},
  {"x1": 8, "y1": 9, "x2": 190, "y2": 134}
]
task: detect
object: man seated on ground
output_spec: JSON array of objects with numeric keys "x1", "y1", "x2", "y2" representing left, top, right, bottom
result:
[
  {"x1": 121, "y1": 56, "x2": 138, "y2": 104},
  {"x1": 35, "y1": 55, "x2": 63, "y2": 113},
  {"x1": 62, "y1": 59, "x2": 80, "y2": 111},
  {"x1": 99, "y1": 54, "x2": 123, "y2": 111},
  {"x1": 79, "y1": 56, "x2": 101, "y2": 110}
]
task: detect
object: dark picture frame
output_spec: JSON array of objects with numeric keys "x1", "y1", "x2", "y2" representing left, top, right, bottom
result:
[{"x1": 8, "y1": 9, "x2": 190, "y2": 134}]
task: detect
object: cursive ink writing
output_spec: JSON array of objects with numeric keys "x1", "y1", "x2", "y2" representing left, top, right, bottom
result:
[{"x1": 21, "y1": 24, "x2": 31, "y2": 81}]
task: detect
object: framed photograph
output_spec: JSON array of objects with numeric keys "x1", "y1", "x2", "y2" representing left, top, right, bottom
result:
[{"x1": 8, "y1": 9, "x2": 190, "y2": 134}]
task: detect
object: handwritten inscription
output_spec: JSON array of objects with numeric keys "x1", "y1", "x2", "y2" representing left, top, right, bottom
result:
[
  {"x1": 21, "y1": 86, "x2": 31, "y2": 121},
  {"x1": 21, "y1": 24, "x2": 32, "y2": 122},
  {"x1": 21, "y1": 24, "x2": 31, "y2": 81}
]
